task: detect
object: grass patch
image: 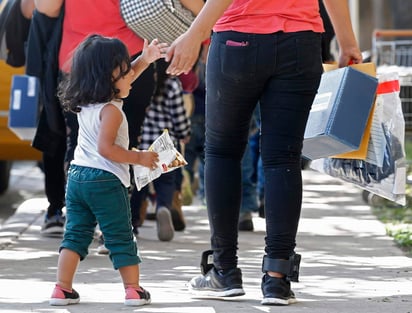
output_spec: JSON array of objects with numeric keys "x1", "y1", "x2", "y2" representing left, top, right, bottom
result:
[
  {"x1": 370, "y1": 138, "x2": 412, "y2": 256},
  {"x1": 372, "y1": 206, "x2": 412, "y2": 255}
]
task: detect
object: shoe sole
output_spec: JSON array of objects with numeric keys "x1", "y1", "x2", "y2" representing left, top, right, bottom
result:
[
  {"x1": 41, "y1": 229, "x2": 64, "y2": 238},
  {"x1": 238, "y1": 220, "x2": 254, "y2": 231},
  {"x1": 41, "y1": 226, "x2": 64, "y2": 233},
  {"x1": 97, "y1": 246, "x2": 109, "y2": 255},
  {"x1": 170, "y1": 207, "x2": 186, "y2": 231},
  {"x1": 189, "y1": 286, "x2": 245, "y2": 298},
  {"x1": 124, "y1": 298, "x2": 151, "y2": 306},
  {"x1": 49, "y1": 298, "x2": 80, "y2": 306},
  {"x1": 156, "y1": 207, "x2": 174, "y2": 241},
  {"x1": 261, "y1": 297, "x2": 297, "y2": 305}
]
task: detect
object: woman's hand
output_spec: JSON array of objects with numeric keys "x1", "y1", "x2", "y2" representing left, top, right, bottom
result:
[{"x1": 165, "y1": 32, "x2": 203, "y2": 76}]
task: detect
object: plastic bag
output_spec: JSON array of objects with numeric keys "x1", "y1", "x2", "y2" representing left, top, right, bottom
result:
[
  {"x1": 133, "y1": 129, "x2": 187, "y2": 191},
  {"x1": 310, "y1": 72, "x2": 407, "y2": 205}
]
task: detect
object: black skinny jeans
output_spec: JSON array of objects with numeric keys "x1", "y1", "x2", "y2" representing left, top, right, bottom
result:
[{"x1": 205, "y1": 31, "x2": 323, "y2": 269}]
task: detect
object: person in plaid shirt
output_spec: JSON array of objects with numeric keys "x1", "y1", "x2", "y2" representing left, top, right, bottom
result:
[{"x1": 131, "y1": 59, "x2": 191, "y2": 241}]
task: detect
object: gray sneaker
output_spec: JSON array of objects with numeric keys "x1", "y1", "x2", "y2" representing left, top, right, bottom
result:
[
  {"x1": 41, "y1": 214, "x2": 65, "y2": 237},
  {"x1": 156, "y1": 207, "x2": 174, "y2": 241},
  {"x1": 189, "y1": 267, "x2": 245, "y2": 297}
]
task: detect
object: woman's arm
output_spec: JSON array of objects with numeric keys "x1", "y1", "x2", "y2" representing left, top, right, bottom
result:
[
  {"x1": 166, "y1": 0, "x2": 233, "y2": 75},
  {"x1": 180, "y1": 0, "x2": 204, "y2": 16},
  {"x1": 322, "y1": 0, "x2": 362, "y2": 66},
  {"x1": 34, "y1": 0, "x2": 63, "y2": 17}
]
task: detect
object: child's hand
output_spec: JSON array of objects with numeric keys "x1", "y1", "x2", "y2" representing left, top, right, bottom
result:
[
  {"x1": 135, "y1": 150, "x2": 159, "y2": 170},
  {"x1": 141, "y1": 38, "x2": 169, "y2": 64}
]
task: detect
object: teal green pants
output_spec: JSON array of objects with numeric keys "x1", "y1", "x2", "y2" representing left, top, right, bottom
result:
[{"x1": 62, "y1": 164, "x2": 140, "y2": 269}]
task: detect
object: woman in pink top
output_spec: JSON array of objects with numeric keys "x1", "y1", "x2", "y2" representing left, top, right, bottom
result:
[
  {"x1": 166, "y1": 0, "x2": 362, "y2": 305},
  {"x1": 34, "y1": 0, "x2": 157, "y2": 239},
  {"x1": 57, "y1": 1, "x2": 151, "y2": 152}
]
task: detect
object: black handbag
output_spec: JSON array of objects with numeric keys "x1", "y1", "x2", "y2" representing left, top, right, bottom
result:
[
  {"x1": 0, "y1": 0, "x2": 31, "y2": 67},
  {"x1": 120, "y1": 0, "x2": 195, "y2": 44},
  {"x1": 0, "y1": 0, "x2": 15, "y2": 61}
]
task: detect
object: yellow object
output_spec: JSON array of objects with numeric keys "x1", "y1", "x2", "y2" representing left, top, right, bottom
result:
[
  {"x1": 324, "y1": 62, "x2": 377, "y2": 160},
  {"x1": 0, "y1": 60, "x2": 41, "y2": 160}
]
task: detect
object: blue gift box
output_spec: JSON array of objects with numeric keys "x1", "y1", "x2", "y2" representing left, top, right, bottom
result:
[
  {"x1": 8, "y1": 75, "x2": 40, "y2": 141},
  {"x1": 302, "y1": 67, "x2": 378, "y2": 160}
]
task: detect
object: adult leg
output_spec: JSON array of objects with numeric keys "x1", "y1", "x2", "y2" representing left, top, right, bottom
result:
[
  {"x1": 239, "y1": 140, "x2": 258, "y2": 231},
  {"x1": 130, "y1": 185, "x2": 149, "y2": 233},
  {"x1": 205, "y1": 31, "x2": 264, "y2": 270},
  {"x1": 43, "y1": 145, "x2": 65, "y2": 216},
  {"x1": 189, "y1": 31, "x2": 264, "y2": 297},
  {"x1": 41, "y1": 136, "x2": 66, "y2": 236},
  {"x1": 259, "y1": 31, "x2": 322, "y2": 305},
  {"x1": 153, "y1": 171, "x2": 176, "y2": 241},
  {"x1": 260, "y1": 31, "x2": 322, "y2": 260}
]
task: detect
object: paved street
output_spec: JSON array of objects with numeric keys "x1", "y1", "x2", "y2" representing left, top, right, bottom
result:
[
  {"x1": 0, "y1": 166, "x2": 411, "y2": 313},
  {"x1": 0, "y1": 161, "x2": 44, "y2": 226}
]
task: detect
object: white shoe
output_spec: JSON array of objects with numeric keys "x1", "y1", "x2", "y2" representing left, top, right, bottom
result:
[
  {"x1": 41, "y1": 214, "x2": 65, "y2": 237},
  {"x1": 156, "y1": 207, "x2": 174, "y2": 241},
  {"x1": 97, "y1": 235, "x2": 109, "y2": 255}
]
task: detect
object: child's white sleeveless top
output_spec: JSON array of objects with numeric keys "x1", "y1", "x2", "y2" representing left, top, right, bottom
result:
[{"x1": 71, "y1": 100, "x2": 130, "y2": 187}]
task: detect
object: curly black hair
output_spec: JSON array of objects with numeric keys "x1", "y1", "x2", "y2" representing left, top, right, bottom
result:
[{"x1": 58, "y1": 34, "x2": 131, "y2": 112}]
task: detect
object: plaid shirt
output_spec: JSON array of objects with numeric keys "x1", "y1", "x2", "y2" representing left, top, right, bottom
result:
[{"x1": 140, "y1": 77, "x2": 191, "y2": 150}]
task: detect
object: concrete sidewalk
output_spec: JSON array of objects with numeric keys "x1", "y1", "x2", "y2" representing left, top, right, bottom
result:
[{"x1": 0, "y1": 170, "x2": 411, "y2": 313}]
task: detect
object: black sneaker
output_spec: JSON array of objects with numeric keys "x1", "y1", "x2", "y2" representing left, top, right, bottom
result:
[
  {"x1": 189, "y1": 267, "x2": 245, "y2": 297},
  {"x1": 261, "y1": 274, "x2": 297, "y2": 305},
  {"x1": 238, "y1": 212, "x2": 254, "y2": 231},
  {"x1": 132, "y1": 225, "x2": 139, "y2": 237},
  {"x1": 50, "y1": 284, "x2": 80, "y2": 306},
  {"x1": 41, "y1": 214, "x2": 65, "y2": 237}
]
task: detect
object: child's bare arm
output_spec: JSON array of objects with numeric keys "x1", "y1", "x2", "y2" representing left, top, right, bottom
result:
[
  {"x1": 34, "y1": 0, "x2": 63, "y2": 17},
  {"x1": 131, "y1": 39, "x2": 168, "y2": 82},
  {"x1": 97, "y1": 104, "x2": 159, "y2": 168},
  {"x1": 133, "y1": 150, "x2": 159, "y2": 168},
  {"x1": 21, "y1": 0, "x2": 35, "y2": 19}
]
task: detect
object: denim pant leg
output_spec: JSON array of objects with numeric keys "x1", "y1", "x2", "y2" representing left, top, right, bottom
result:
[
  {"x1": 205, "y1": 31, "x2": 322, "y2": 268},
  {"x1": 197, "y1": 160, "x2": 205, "y2": 199},
  {"x1": 256, "y1": 156, "x2": 265, "y2": 201},
  {"x1": 130, "y1": 185, "x2": 149, "y2": 227},
  {"x1": 206, "y1": 32, "x2": 263, "y2": 270},
  {"x1": 240, "y1": 141, "x2": 258, "y2": 213},
  {"x1": 153, "y1": 170, "x2": 176, "y2": 210},
  {"x1": 43, "y1": 139, "x2": 66, "y2": 217},
  {"x1": 259, "y1": 32, "x2": 322, "y2": 259},
  {"x1": 63, "y1": 167, "x2": 99, "y2": 260},
  {"x1": 184, "y1": 117, "x2": 205, "y2": 184},
  {"x1": 65, "y1": 165, "x2": 140, "y2": 269}
]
